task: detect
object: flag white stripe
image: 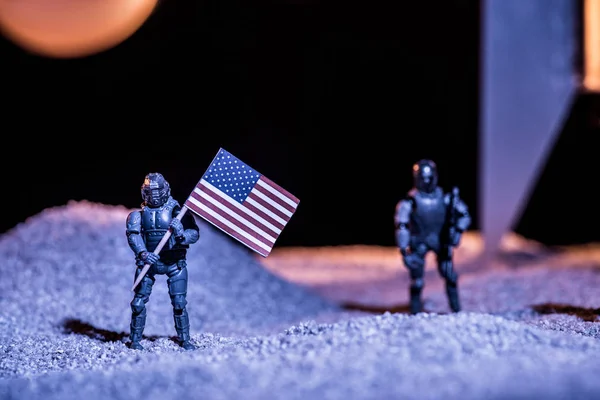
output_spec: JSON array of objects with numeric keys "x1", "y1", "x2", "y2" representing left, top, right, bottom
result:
[
  {"x1": 186, "y1": 196, "x2": 272, "y2": 252},
  {"x1": 185, "y1": 199, "x2": 269, "y2": 256},
  {"x1": 192, "y1": 186, "x2": 277, "y2": 244},
  {"x1": 252, "y1": 190, "x2": 293, "y2": 218},
  {"x1": 256, "y1": 179, "x2": 299, "y2": 207},
  {"x1": 245, "y1": 197, "x2": 288, "y2": 225},
  {"x1": 195, "y1": 181, "x2": 283, "y2": 234}
]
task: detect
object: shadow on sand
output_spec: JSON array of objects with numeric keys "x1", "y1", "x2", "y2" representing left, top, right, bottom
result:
[
  {"x1": 496, "y1": 248, "x2": 561, "y2": 266},
  {"x1": 340, "y1": 302, "x2": 417, "y2": 314},
  {"x1": 61, "y1": 318, "x2": 178, "y2": 346},
  {"x1": 531, "y1": 303, "x2": 600, "y2": 322}
]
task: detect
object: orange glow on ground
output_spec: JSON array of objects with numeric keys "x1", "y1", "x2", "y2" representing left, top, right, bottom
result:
[
  {"x1": 257, "y1": 233, "x2": 600, "y2": 309},
  {"x1": 0, "y1": 0, "x2": 158, "y2": 58}
]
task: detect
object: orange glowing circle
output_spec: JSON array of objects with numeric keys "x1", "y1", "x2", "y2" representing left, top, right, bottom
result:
[{"x1": 0, "y1": 0, "x2": 158, "y2": 58}]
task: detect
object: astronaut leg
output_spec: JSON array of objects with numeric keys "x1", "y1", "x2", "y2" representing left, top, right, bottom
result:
[
  {"x1": 129, "y1": 268, "x2": 155, "y2": 350},
  {"x1": 408, "y1": 258, "x2": 426, "y2": 315},
  {"x1": 437, "y1": 248, "x2": 460, "y2": 312},
  {"x1": 403, "y1": 242, "x2": 428, "y2": 315},
  {"x1": 167, "y1": 261, "x2": 196, "y2": 350}
]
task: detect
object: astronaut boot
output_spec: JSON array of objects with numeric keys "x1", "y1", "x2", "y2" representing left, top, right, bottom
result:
[
  {"x1": 174, "y1": 309, "x2": 196, "y2": 350},
  {"x1": 409, "y1": 284, "x2": 423, "y2": 315},
  {"x1": 446, "y1": 281, "x2": 461, "y2": 312},
  {"x1": 129, "y1": 310, "x2": 146, "y2": 350}
]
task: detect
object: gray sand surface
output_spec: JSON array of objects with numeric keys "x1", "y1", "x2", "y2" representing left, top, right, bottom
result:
[{"x1": 2, "y1": 201, "x2": 600, "y2": 399}]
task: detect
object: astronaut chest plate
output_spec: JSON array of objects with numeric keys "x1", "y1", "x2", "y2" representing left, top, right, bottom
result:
[
  {"x1": 412, "y1": 195, "x2": 447, "y2": 230},
  {"x1": 141, "y1": 208, "x2": 172, "y2": 231}
]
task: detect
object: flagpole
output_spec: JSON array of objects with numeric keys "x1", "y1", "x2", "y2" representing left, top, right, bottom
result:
[{"x1": 130, "y1": 205, "x2": 190, "y2": 292}]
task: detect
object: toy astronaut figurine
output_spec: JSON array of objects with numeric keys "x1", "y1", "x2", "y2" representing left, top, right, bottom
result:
[
  {"x1": 125, "y1": 173, "x2": 200, "y2": 350},
  {"x1": 394, "y1": 160, "x2": 471, "y2": 314}
]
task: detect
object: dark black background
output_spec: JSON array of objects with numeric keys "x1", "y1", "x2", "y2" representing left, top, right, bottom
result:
[{"x1": 1, "y1": 0, "x2": 598, "y2": 247}]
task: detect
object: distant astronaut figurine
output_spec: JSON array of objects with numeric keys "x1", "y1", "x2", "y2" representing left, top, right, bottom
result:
[
  {"x1": 394, "y1": 160, "x2": 471, "y2": 314},
  {"x1": 126, "y1": 173, "x2": 200, "y2": 350}
]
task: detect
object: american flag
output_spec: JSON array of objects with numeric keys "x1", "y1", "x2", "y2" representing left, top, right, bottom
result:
[{"x1": 184, "y1": 148, "x2": 300, "y2": 257}]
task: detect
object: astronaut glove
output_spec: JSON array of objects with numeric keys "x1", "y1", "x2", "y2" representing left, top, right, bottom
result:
[
  {"x1": 169, "y1": 219, "x2": 185, "y2": 239},
  {"x1": 139, "y1": 251, "x2": 160, "y2": 265}
]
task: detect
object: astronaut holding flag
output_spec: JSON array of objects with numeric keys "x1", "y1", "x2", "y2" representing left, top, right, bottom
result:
[{"x1": 126, "y1": 148, "x2": 300, "y2": 351}]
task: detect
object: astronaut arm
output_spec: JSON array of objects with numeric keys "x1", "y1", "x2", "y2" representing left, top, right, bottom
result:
[
  {"x1": 454, "y1": 199, "x2": 471, "y2": 232},
  {"x1": 394, "y1": 198, "x2": 413, "y2": 252},
  {"x1": 172, "y1": 207, "x2": 200, "y2": 245},
  {"x1": 125, "y1": 211, "x2": 147, "y2": 256}
]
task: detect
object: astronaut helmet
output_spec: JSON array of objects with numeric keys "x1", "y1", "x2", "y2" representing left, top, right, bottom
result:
[
  {"x1": 412, "y1": 159, "x2": 438, "y2": 193},
  {"x1": 141, "y1": 172, "x2": 171, "y2": 207}
]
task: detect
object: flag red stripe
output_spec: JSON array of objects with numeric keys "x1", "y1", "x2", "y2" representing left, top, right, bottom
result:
[
  {"x1": 259, "y1": 175, "x2": 300, "y2": 204},
  {"x1": 195, "y1": 179, "x2": 286, "y2": 230},
  {"x1": 241, "y1": 199, "x2": 287, "y2": 230},
  {"x1": 193, "y1": 183, "x2": 283, "y2": 236},
  {"x1": 188, "y1": 190, "x2": 274, "y2": 247},
  {"x1": 185, "y1": 201, "x2": 270, "y2": 257},
  {"x1": 248, "y1": 191, "x2": 291, "y2": 223},
  {"x1": 253, "y1": 182, "x2": 297, "y2": 214}
]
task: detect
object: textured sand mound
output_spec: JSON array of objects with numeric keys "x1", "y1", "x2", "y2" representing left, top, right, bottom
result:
[
  {"x1": 0, "y1": 201, "x2": 338, "y2": 345},
  {"x1": 3, "y1": 312, "x2": 600, "y2": 400},
  {"x1": 3, "y1": 202, "x2": 600, "y2": 399}
]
